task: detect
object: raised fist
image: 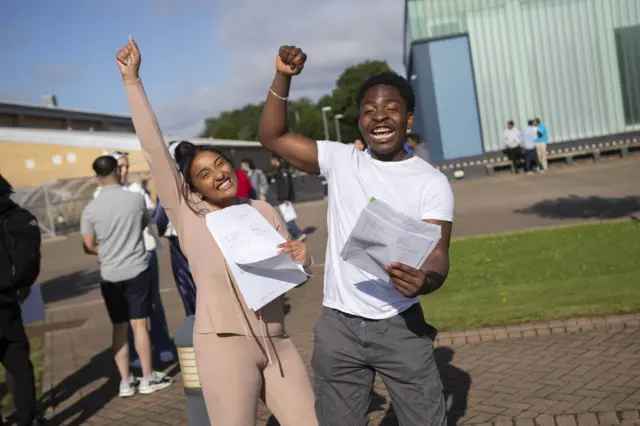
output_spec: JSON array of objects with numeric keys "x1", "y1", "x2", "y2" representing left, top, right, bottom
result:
[
  {"x1": 276, "y1": 45, "x2": 307, "y2": 76},
  {"x1": 116, "y1": 36, "x2": 141, "y2": 81}
]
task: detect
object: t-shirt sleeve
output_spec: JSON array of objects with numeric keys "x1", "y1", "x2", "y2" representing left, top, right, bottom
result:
[
  {"x1": 317, "y1": 140, "x2": 353, "y2": 177},
  {"x1": 420, "y1": 174, "x2": 455, "y2": 222},
  {"x1": 80, "y1": 206, "x2": 94, "y2": 235}
]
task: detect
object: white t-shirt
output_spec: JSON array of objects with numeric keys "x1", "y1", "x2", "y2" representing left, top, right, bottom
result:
[
  {"x1": 318, "y1": 140, "x2": 454, "y2": 319},
  {"x1": 93, "y1": 181, "x2": 161, "y2": 252}
]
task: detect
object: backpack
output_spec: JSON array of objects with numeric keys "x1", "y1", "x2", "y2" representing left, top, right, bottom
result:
[{"x1": 0, "y1": 204, "x2": 42, "y2": 290}]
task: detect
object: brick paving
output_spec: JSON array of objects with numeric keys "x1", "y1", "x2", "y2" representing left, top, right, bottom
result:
[{"x1": 17, "y1": 158, "x2": 640, "y2": 425}]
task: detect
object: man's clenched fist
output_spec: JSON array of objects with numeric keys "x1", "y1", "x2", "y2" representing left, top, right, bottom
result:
[{"x1": 276, "y1": 45, "x2": 307, "y2": 77}]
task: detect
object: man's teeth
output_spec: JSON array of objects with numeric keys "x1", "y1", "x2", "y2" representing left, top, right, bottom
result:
[{"x1": 372, "y1": 127, "x2": 393, "y2": 135}]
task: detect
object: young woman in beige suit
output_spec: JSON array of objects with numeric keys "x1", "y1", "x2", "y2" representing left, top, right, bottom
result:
[{"x1": 116, "y1": 37, "x2": 317, "y2": 426}]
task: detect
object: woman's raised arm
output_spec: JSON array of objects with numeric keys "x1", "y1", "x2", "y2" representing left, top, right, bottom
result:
[{"x1": 117, "y1": 37, "x2": 183, "y2": 217}]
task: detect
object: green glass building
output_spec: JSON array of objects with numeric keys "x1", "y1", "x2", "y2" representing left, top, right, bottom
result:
[{"x1": 404, "y1": 0, "x2": 640, "y2": 162}]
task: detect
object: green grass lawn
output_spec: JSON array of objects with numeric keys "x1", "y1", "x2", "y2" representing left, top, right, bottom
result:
[
  {"x1": 0, "y1": 324, "x2": 44, "y2": 415},
  {"x1": 421, "y1": 221, "x2": 640, "y2": 332}
]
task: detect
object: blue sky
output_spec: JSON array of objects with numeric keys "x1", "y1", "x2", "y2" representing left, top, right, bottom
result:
[{"x1": 0, "y1": 0, "x2": 405, "y2": 136}]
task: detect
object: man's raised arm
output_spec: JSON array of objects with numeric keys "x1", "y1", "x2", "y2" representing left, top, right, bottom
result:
[{"x1": 258, "y1": 45, "x2": 320, "y2": 175}]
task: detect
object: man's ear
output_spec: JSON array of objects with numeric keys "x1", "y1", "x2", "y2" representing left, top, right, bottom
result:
[{"x1": 407, "y1": 113, "x2": 414, "y2": 132}]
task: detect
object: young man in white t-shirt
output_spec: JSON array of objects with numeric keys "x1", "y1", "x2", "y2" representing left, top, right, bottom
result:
[{"x1": 258, "y1": 45, "x2": 453, "y2": 426}]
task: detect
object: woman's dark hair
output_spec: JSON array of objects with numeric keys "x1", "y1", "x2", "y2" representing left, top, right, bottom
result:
[
  {"x1": 173, "y1": 141, "x2": 233, "y2": 215},
  {"x1": 240, "y1": 157, "x2": 255, "y2": 170},
  {"x1": 356, "y1": 72, "x2": 415, "y2": 113},
  {"x1": 0, "y1": 174, "x2": 14, "y2": 197}
]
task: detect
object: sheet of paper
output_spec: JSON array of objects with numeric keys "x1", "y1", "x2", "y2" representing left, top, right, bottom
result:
[
  {"x1": 340, "y1": 199, "x2": 441, "y2": 281},
  {"x1": 20, "y1": 285, "x2": 45, "y2": 325},
  {"x1": 278, "y1": 202, "x2": 297, "y2": 222},
  {"x1": 206, "y1": 204, "x2": 307, "y2": 310}
]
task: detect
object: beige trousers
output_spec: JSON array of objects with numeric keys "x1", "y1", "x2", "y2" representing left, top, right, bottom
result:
[
  {"x1": 536, "y1": 143, "x2": 548, "y2": 170},
  {"x1": 194, "y1": 332, "x2": 317, "y2": 426}
]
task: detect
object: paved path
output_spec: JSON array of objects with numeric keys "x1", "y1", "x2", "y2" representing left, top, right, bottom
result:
[{"x1": 23, "y1": 158, "x2": 640, "y2": 425}]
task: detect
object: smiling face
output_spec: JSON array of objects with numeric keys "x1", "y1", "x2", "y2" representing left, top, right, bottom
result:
[
  {"x1": 359, "y1": 85, "x2": 413, "y2": 159},
  {"x1": 188, "y1": 150, "x2": 238, "y2": 207}
]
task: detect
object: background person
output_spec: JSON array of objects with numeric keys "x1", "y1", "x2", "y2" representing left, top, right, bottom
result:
[
  {"x1": 240, "y1": 158, "x2": 269, "y2": 201},
  {"x1": 81, "y1": 156, "x2": 173, "y2": 397},
  {"x1": 503, "y1": 120, "x2": 523, "y2": 172},
  {"x1": 406, "y1": 132, "x2": 429, "y2": 162},
  {"x1": 521, "y1": 120, "x2": 540, "y2": 174},
  {"x1": 270, "y1": 155, "x2": 306, "y2": 241},
  {"x1": 0, "y1": 174, "x2": 42, "y2": 426},
  {"x1": 93, "y1": 152, "x2": 174, "y2": 367},
  {"x1": 533, "y1": 117, "x2": 549, "y2": 172}
]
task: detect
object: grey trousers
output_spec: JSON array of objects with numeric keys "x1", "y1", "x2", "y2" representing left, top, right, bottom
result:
[{"x1": 312, "y1": 304, "x2": 446, "y2": 426}]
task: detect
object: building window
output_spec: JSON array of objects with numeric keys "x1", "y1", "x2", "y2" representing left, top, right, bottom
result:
[{"x1": 615, "y1": 25, "x2": 640, "y2": 126}]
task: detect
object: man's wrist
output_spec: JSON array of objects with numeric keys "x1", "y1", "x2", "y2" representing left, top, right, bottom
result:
[{"x1": 420, "y1": 271, "x2": 446, "y2": 295}]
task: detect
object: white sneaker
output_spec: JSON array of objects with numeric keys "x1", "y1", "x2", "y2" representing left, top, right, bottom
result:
[
  {"x1": 119, "y1": 376, "x2": 138, "y2": 397},
  {"x1": 138, "y1": 372, "x2": 173, "y2": 395},
  {"x1": 159, "y1": 350, "x2": 175, "y2": 363}
]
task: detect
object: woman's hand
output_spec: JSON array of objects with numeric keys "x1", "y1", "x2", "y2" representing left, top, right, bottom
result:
[
  {"x1": 116, "y1": 36, "x2": 141, "y2": 82},
  {"x1": 278, "y1": 240, "x2": 311, "y2": 268}
]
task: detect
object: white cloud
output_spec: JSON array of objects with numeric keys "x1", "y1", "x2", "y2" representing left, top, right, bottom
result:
[{"x1": 159, "y1": 0, "x2": 405, "y2": 137}]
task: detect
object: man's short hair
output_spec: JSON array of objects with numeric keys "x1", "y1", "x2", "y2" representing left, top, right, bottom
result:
[
  {"x1": 507, "y1": 120, "x2": 515, "y2": 126},
  {"x1": 0, "y1": 174, "x2": 13, "y2": 197},
  {"x1": 92, "y1": 155, "x2": 119, "y2": 177},
  {"x1": 407, "y1": 133, "x2": 422, "y2": 144},
  {"x1": 356, "y1": 72, "x2": 415, "y2": 113}
]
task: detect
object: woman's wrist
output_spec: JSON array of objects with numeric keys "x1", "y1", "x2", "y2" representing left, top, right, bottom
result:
[{"x1": 122, "y1": 74, "x2": 139, "y2": 83}]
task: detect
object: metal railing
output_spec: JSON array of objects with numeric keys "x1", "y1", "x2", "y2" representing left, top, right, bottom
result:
[{"x1": 12, "y1": 172, "x2": 327, "y2": 238}]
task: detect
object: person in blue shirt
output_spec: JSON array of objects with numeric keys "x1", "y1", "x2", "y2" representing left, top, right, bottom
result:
[{"x1": 534, "y1": 118, "x2": 548, "y2": 172}]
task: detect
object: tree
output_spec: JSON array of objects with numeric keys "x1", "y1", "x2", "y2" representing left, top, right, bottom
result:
[{"x1": 199, "y1": 59, "x2": 394, "y2": 144}]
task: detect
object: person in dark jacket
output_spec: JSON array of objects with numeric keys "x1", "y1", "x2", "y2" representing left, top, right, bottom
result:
[
  {"x1": 0, "y1": 175, "x2": 41, "y2": 426},
  {"x1": 269, "y1": 156, "x2": 306, "y2": 241}
]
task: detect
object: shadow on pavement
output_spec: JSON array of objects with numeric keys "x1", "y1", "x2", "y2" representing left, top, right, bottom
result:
[
  {"x1": 38, "y1": 348, "x2": 116, "y2": 426},
  {"x1": 39, "y1": 347, "x2": 178, "y2": 426},
  {"x1": 39, "y1": 269, "x2": 101, "y2": 305},
  {"x1": 515, "y1": 195, "x2": 640, "y2": 220}
]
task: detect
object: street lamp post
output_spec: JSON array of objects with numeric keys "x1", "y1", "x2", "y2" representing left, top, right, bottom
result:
[
  {"x1": 321, "y1": 106, "x2": 332, "y2": 141},
  {"x1": 334, "y1": 114, "x2": 344, "y2": 142}
]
